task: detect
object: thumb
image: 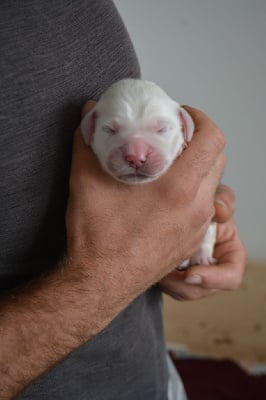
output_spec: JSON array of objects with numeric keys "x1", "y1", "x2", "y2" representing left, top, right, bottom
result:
[
  {"x1": 71, "y1": 100, "x2": 100, "y2": 176},
  {"x1": 214, "y1": 184, "x2": 235, "y2": 223}
]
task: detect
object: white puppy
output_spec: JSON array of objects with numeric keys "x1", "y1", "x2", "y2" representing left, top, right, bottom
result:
[{"x1": 81, "y1": 79, "x2": 216, "y2": 266}]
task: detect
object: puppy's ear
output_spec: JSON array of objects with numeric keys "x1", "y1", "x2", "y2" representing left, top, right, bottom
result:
[
  {"x1": 179, "y1": 107, "x2": 195, "y2": 143},
  {"x1": 80, "y1": 109, "x2": 97, "y2": 145}
]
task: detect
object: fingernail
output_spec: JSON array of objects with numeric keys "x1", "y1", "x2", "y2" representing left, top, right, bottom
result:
[
  {"x1": 184, "y1": 274, "x2": 203, "y2": 285},
  {"x1": 215, "y1": 199, "x2": 227, "y2": 208}
]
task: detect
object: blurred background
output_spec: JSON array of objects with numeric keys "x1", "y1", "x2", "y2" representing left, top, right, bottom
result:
[{"x1": 114, "y1": 0, "x2": 266, "y2": 367}]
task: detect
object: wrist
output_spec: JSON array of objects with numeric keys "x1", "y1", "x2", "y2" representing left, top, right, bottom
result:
[{"x1": 63, "y1": 252, "x2": 129, "y2": 326}]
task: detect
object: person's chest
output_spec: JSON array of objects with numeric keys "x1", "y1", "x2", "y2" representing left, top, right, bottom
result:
[{"x1": 0, "y1": 0, "x2": 140, "y2": 284}]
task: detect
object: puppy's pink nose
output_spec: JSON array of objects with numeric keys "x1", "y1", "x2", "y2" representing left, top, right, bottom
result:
[
  {"x1": 123, "y1": 140, "x2": 151, "y2": 169},
  {"x1": 125, "y1": 154, "x2": 147, "y2": 168}
]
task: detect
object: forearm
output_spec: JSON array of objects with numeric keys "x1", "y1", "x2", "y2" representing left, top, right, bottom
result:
[{"x1": 0, "y1": 257, "x2": 124, "y2": 400}]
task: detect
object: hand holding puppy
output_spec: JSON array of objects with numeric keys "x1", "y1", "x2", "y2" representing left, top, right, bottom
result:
[{"x1": 66, "y1": 97, "x2": 234, "y2": 305}]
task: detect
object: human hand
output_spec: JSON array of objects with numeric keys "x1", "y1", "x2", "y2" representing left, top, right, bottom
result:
[
  {"x1": 159, "y1": 184, "x2": 248, "y2": 300},
  {"x1": 66, "y1": 102, "x2": 226, "y2": 305}
]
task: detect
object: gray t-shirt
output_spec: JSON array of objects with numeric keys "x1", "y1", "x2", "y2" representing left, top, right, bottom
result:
[{"x1": 0, "y1": 1, "x2": 168, "y2": 398}]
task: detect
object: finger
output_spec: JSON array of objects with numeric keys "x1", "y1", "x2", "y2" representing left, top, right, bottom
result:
[
  {"x1": 71, "y1": 126, "x2": 100, "y2": 170},
  {"x1": 184, "y1": 257, "x2": 246, "y2": 291},
  {"x1": 183, "y1": 220, "x2": 247, "y2": 290},
  {"x1": 202, "y1": 153, "x2": 226, "y2": 193},
  {"x1": 163, "y1": 106, "x2": 226, "y2": 196},
  {"x1": 160, "y1": 270, "x2": 218, "y2": 301},
  {"x1": 81, "y1": 100, "x2": 97, "y2": 118},
  {"x1": 72, "y1": 100, "x2": 97, "y2": 158},
  {"x1": 70, "y1": 101, "x2": 103, "y2": 178},
  {"x1": 214, "y1": 184, "x2": 236, "y2": 223},
  {"x1": 213, "y1": 219, "x2": 248, "y2": 269},
  {"x1": 182, "y1": 106, "x2": 226, "y2": 146},
  {"x1": 172, "y1": 150, "x2": 226, "y2": 234}
]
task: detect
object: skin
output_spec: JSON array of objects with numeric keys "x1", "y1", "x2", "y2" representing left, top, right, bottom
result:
[
  {"x1": 0, "y1": 101, "x2": 247, "y2": 399},
  {"x1": 160, "y1": 184, "x2": 247, "y2": 300}
]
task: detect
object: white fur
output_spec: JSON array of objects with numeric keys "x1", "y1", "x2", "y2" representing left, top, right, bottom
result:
[
  {"x1": 81, "y1": 79, "x2": 216, "y2": 267},
  {"x1": 81, "y1": 79, "x2": 192, "y2": 184}
]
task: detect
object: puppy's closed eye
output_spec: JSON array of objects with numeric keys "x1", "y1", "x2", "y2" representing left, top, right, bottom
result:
[{"x1": 102, "y1": 125, "x2": 118, "y2": 135}]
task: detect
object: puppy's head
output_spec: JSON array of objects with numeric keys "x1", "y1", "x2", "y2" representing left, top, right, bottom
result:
[{"x1": 81, "y1": 79, "x2": 194, "y2": 184}]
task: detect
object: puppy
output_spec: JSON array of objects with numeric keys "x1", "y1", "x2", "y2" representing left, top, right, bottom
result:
[{"x1": 81, "y1": 79, "x2": 216, "y2": 267}]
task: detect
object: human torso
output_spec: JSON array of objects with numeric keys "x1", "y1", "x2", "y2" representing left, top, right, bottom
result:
[{"x1": 0, "y1": 1, "x2": 168, "y2": 399}]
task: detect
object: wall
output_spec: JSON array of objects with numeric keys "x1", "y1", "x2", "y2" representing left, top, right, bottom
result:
[{"x1": 113, "y1": 0, "x2": 266, "y2": 262}]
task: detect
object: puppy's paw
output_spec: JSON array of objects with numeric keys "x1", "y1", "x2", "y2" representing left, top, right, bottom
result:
[
  {"x1": 177, "y1": 258, "x2": 190, "y2": 270},
  {"x1": 190, "y1": 246, "x2": 217, "y2": 266}
]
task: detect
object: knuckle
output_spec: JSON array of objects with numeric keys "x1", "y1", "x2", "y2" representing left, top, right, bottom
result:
[
  {"x1": 190, "y1": 147, "x2": 209, "y2": 170},
  {"x1": 229, "y1": 276, "x2": 242, "y2": 291},
  {"x1": 196, "y1": 204, "x2": 215, "y2": 227},
  {"x1": 189, "y1": 106, "x2": 205, "y2": 121},
  {"x1": 216, "y1": 184, "x2": 236, "y2": 212},
  {"x1": 163, "y1": 183, "x2": 194, "y2": 209},
  {"x1": 219, "y1": 153, "x2": 227, "y2": 170},
  {"x1": 228, "y1": 267, "x2": 245, "y2": 290},
  {"x1": 232, "y1": 248, "x2": 248, "y2": 291},
  {"x1": 176, "y1": 186, "x2": 194, "y2": 205},
  {"x1": 213, "y1": 127, "x2": 226, "y2": 150}
]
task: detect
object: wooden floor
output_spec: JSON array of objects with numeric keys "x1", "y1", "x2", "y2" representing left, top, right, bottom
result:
[{"x1": 163, "y1": 263, "x2": 266, "y2": 363}]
